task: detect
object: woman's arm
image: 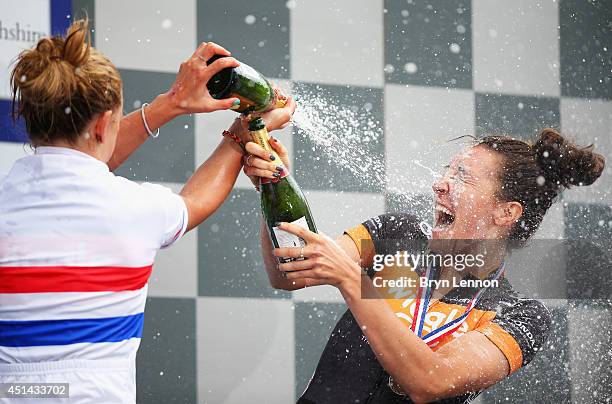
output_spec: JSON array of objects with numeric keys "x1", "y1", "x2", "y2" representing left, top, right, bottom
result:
[
  {"x1": 341, "y1": 277, "x2": 509, "y2": 403},
  {"x1": 107, "y1": 42, "x2": 242, "y2": 171},
  {"x1": 273, "y1": 223, "x2": 509, "y2": 403}
]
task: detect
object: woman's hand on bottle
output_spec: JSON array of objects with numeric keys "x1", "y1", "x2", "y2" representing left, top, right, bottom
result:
[
  {"x1": 168, "y1": 42, "x2": 242, "y2": 114},
  {"x1": 240, "y1": 91, "x2": 295, "y2": 188},
  {"x1": 241, "y1": 90, "x2": 296, "y2": 133},
  {"x1": 264, "y1": 94, "x2": 296, "y2": 131},
  {"x1": 243, "y1": 137, "x2": 290, "y2": 188},
  {"x1": 271, "y1": 223, "x2": 362, "y2": 291}
]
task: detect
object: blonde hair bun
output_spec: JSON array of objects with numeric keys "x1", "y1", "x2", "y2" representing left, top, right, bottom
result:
[{"x1": 10, "y1": 19, "x2": 122, "y2": 145}]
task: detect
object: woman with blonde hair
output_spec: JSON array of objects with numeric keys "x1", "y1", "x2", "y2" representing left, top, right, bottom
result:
[{"x1": 0, "y1": 19, "x2": 292, "y2": 403}]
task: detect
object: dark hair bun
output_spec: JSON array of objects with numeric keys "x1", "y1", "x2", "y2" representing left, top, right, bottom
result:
[{"x1": 534, "y1": 128, "x2": 605, "y2": 187}]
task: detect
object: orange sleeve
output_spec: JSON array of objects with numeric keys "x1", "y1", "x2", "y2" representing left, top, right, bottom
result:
[
  {"x1": 344, "y1": 224, "x2": 376, "y2": 266},
  {"x1": 475, "y1": 321, "x2": 524, "y2": 374}
]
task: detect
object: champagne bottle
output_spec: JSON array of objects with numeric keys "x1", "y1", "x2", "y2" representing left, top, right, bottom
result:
[
  {"x1": 248, "y1": 118, "x2": 318, "y2": 262},
  {"x1": 207, "y1": 55, "x2": 317, "y2": 259},
  {"x1": 207, "y1": 55, "x2": 276, "y2": 114}
]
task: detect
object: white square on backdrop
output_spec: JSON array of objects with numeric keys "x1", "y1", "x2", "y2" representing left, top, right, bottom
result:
[
  {"x1": 95, "y1": 0, "x2": 196, "y2": 73},
  {"x1": 0, "y1": 0, "x2": 50, "y2": 98},
  {"x1": 472, "y1": 0, "x2": 560, "y2": 97},
  {"x1": 561, "y1": 97, "x2": 612, "y2": 205},
  {"x1": 148, "y1": 181, "x2": 198, "y2": 299},
  {"x1": 291, "y1": 0, "x2": 384, "y2": 87},
  {"x1": 197, "y1": 297, "x2": 295, "y2": 404},
  {"x1": 385, "y1": 84, "x2": 475, "y2": 196}
]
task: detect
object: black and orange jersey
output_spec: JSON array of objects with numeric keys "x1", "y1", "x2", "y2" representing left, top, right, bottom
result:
[{"x1": 298, "y1": 213, "x2": 552, "y2": 404}]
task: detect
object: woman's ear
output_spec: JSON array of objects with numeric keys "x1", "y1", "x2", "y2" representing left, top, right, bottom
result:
[
  {"x1": 93, "y1": 110, "x2": 113, "y2": 143},
  {"x1": 494, "y1": 201, "x2": 523, "y2": 228}
]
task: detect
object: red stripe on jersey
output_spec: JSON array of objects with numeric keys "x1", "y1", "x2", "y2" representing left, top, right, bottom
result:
[{"x1": 0, "y1": 265, "x2": 152, "y2": 293}]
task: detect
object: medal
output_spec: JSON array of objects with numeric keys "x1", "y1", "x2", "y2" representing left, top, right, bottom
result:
[{"x1": 389, "y1": 260, "x2": 505, "y2": 396}]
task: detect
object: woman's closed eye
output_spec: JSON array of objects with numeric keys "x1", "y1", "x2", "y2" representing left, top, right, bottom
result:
[{"x1": 442, "y1": 164, "x2": 466, "y2": 183}]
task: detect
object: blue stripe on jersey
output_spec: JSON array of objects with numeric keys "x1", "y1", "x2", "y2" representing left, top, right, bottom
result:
[{"x1": 0, "y1": 313, "x2": 144, "y2": 347}]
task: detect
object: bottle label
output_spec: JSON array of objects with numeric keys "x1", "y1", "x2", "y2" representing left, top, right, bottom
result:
[{"x1": 272, "y1": 216, "x2": 309, "y2": 259}]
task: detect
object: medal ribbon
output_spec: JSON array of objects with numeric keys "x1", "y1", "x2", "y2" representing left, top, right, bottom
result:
[{"x1": 410, "y1": 261, "x2": 506, "y2": 346}]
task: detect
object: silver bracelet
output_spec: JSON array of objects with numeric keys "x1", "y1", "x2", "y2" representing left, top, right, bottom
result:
[{"x1": 140, "y1": 102, "x2": 160, "y2": 138}]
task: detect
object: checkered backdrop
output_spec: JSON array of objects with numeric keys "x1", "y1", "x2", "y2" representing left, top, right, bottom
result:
[{"x1": 1, "y1": 0, "x2": 611, "y2": 403}]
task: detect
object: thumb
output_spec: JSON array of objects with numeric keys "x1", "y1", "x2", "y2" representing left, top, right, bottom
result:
[{"x1": 207, "y1": 97, "x2": 241, "y2": 112}]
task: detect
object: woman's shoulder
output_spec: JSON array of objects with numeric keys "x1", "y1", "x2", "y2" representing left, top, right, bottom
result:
[{"x1": 476, "y1": 284, "x2": 552, "y2": 368}]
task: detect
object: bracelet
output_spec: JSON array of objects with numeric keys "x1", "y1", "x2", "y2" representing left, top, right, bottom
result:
[
  {"x1": 222, "y1": 129, "x2": 246, "y2": 153},
  {"x1": 222, "y1": 129, "x2": 242, "y2": 143},
  {"x1": 141, "y1": 103, "x2": 160, "y2": 138}
]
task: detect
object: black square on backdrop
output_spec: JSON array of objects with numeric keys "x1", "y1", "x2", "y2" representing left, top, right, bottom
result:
[
  {"x1": 197, "y1": 0, "x2": 290, "y2": 79},
  {"x1": 294, "y1": 302, "x2": 347, "y2": 400},
  {"x1": 117, "y1": 69, "x2": 195, "y2": 183},
  {"x1": 475, "y1": 93, "x2": 560, "y2": 140},
  {"x1": 292, "y1": 82, "x2": 385, "y2": 193},
  {"x1": 137, "y1": 297, "x2": 197, "y2": 404},
  {"x1": 72, "y1": 0, "x2": 95, "y2": 46},
  {"x1": 560, "y1": 0, "x2": 612, "y2": 100},
  {"x1": 564, "y1": 203, "x2": 612, "y2": 302},
  {"x1": 198, "y1": 188, "x2": 291, "y2": 299},
  {"x1": 385, "y1": 0, "x2": 472, "y2": 88}
]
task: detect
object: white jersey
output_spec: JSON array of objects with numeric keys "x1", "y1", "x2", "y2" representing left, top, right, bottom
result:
[{"x1": 0, "y1": 146, "x2": 188, "y2": 403}]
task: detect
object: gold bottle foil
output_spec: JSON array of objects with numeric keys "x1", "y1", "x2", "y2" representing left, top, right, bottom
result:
[
  {"x1": 249, "y1": 128, "x2": 276, "y2": 156},
  {"x1": 250, "y1": 126, "x2": 288, "y2": 184}
]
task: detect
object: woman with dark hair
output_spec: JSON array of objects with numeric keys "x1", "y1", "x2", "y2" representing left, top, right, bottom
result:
[
  {"x1": 0, "y1": 19, "x2": 292, "y2": 403},
  {"x1": 251, "y1": 128, "x2": 605, "y2": 403}
]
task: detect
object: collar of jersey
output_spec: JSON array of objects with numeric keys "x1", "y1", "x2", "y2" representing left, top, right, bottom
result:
[{"x1": 34, "y1": 146, "x2": 110, "y2": 171}]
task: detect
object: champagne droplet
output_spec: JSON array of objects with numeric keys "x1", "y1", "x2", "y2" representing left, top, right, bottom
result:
[
  {"x1": 161, "y1": 19, "x2": 173, "y2": 29},
  {"x1": 404, "y1": 62, "x2": 418, "y2": 74}
]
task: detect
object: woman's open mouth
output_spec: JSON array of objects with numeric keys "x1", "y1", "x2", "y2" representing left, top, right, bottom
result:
[{"x1": 434, "y1": 203, "x2": 455, "y2": 231}]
